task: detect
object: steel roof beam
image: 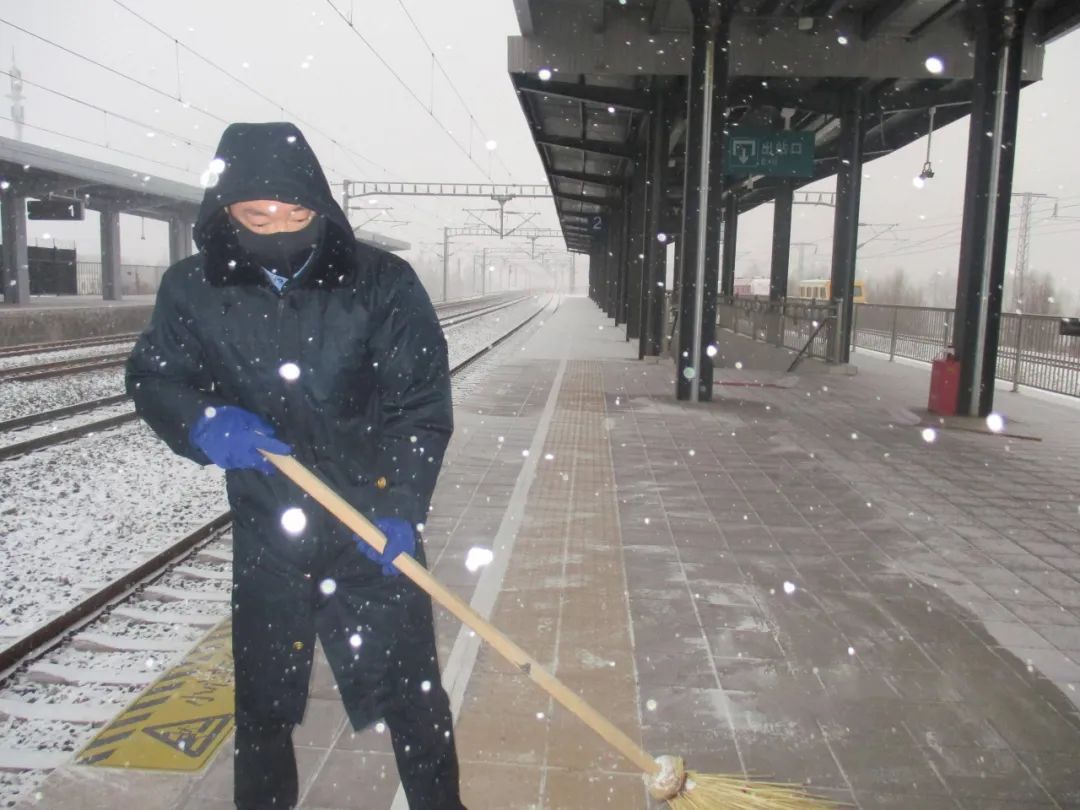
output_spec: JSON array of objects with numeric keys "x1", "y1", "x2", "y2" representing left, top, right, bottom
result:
[
  {"x1": 516, "y1": 75, "x2": 650, "y2": 112},
  {"x1": 650, "y1": 0, "x2": 673, "y2": 33},
  {"x1": 513, "y1": 0, "x2": 534, "y2": 35},
  {"x1": 550, "y1": 169, "x2": 624, "y2": 188},
  {"x1": 1037, "y1": 1, "x2": 1080, "y2": 43},
  {"x1": 508, "y1": 13, "x2": 1044, "y2": 81},
  {"x1": 861, "y1": 0, "x2": 915, "y2": 39},
  {"x1": 536, "y1": 134, "x2": 636, "y2": 159},
  {"x1": 555, "y1": 190, "x2": 614, "y2": 206},
  {"x1": 907, "y1": 0, "x2": 960, "y2": 40}
]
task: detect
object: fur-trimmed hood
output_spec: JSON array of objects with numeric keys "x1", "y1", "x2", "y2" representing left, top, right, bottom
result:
[{"x1": 194, "y1": 122, "x2": 356, "y2": 288}]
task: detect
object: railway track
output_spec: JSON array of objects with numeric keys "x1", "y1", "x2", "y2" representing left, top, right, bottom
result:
[
  {"x1": 0, "y1": 293, "x2": 523, "y2": 384},
  {"x1": 0, "y1": 293, "x2": 554, "y2": 687},
  {"x1": 0, "y1": 295, "x2": 532, "y2": 461},
  {"x1": 0, "y1": 352, "x2": 132, "y2": 382},
  {"x1": 0, "y1": 333, "x2": 142, "y2": 360}
]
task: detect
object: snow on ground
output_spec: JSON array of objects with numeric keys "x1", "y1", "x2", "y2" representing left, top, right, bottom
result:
[
  {"x1": 0, "y1": 424, "x2": 227, "y2": 637},
  {"x1": 0, "y1": 341, "x2": 135, "y2": 373},
  {"x1": 0, "y1": 401, "x2": 134, "y2": 451},
  {"x1": 0, "y1": 369, "x2": 126, "y2": 423}
]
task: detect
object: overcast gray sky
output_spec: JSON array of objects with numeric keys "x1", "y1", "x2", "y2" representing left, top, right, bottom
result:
[{"x1": 2, "y1": 1, "x2": 1078, "y2": 305}]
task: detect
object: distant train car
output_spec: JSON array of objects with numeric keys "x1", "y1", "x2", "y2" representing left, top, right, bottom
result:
[
  {"x1": 733, "y1": 277, "x2": 771, "y2": 297},
  {"x1": 798, "y1": 278, "x2": 866, "y2": 304}
]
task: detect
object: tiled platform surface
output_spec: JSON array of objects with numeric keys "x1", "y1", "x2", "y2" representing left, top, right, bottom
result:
[{"x1": 24, "y1": 297, "x2": 1080, "y2": 809}]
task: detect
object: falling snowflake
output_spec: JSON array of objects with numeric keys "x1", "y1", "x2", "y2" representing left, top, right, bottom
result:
[
  {"x1": 319, "y1": 578, "x2": 337, "y2": 596},
  {"x1": 921, "y1": 427, "x2": 937, "y2": 443},
  {"x1": 279, "y1": 362, "x2": 301, "y2": 381},
  {"x1": 783, "y1": 581, "x2": 796, "y2": 595},
  {"x1": 465, "y1": 547, "x2": 494, "y2": 572},
  {"x1": 281, "y1": 507, "x2": 307, "y2": 534}
]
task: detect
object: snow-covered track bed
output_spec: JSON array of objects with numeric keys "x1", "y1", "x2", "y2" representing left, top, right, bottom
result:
[
  {"x1": 0, "y1": 334, "x2": 141, "y2": 361},
  {"x1": 0, "y1": 294, "x2": 532, "y2": 461}
]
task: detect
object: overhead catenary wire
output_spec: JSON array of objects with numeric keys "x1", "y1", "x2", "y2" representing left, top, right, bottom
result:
[
  {"x1": 859, "y1": 213, "x2": 1070, "y2": 260},
  {"x1": 0, "y1": 113, "x2": 195, "y2": 176},
  {"x1": 322, "y1": 0, "x2": 496, "y2": 182},
  {"x1": 1, "y1": 14, "x2": 368, "y2": 193},
  {"x1": 0, "y1": 68, "x2": 216, "y2": 153},
  {"x1": 392, "y1": 0, "x2": 515, "y2": 180},
  {"x1": 105, "y1": 0, "x2": 392, "y2": 178},
  {"x1": 0, "y1": 11, "x2": 446, "y2": 232},
  {"x1": 0, "y1": 18, "x2": 229, "y2": 126},
  {"x1": 100, "y1": 0, "x2": 458, "y2": 232}
]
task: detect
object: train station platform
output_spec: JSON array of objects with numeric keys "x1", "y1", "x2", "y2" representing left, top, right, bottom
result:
[
  {"x1": 23, "y1": 296, "x2": 1080, "y2": 809},
  {"x1": 0, "y1": 296, "x2": 155, "y2": 347}
]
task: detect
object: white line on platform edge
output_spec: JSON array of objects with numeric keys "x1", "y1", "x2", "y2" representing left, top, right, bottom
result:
[{"x1": 387, "y1": 355, "x2": 569, "y2": 810}]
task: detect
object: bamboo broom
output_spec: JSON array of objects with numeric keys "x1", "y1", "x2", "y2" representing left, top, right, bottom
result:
[{"x1": 263, "y1": 451, "x2": 835, "y2": 809}]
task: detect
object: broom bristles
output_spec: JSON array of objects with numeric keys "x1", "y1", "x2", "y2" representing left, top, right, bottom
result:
[{"x1": 665, "y1": 772, "x2": 842, "y2": 809}]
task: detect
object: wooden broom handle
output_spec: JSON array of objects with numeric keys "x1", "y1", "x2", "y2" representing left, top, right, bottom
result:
[{"x1": 262, "y1": 451, "x2": 661, "y2": 778}]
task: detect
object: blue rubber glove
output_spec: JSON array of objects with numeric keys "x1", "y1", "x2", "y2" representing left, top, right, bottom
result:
[
  {"x1": 361, "y1": 518, "x2": 416, "y2": 576},
  {"x1": 189, "y1": 405, "x2": 292, "y2": 474}
]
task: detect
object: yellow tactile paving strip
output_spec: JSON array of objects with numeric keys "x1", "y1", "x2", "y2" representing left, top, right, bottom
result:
[
  {"x1": 76, "y1": 622, "x2": 234, "y2": 771},
  {"x1": 455, "y1": 360, "x2": 648, "y2": 810}
]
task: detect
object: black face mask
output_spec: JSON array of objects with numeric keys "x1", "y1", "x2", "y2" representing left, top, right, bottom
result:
[{"x1": 232, "y1": 214, "x2": 324, "y2": 275}]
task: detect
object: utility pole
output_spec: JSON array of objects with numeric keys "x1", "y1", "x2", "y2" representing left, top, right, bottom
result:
[
  {"x1": 790, "y1": 242, "x2": 817, "y2": 293},
  {"x1": 1011, "y1": 192, "x2": 1053, "y2": 311},
  {"x1": 481, "y1": 247, "x2": 487, "y2": 296},
  {"x1": 441, "y1": 226, "x2": 450, "y2": 302},
  {"x1": 8, "y1": 51, "x2": 24, "y2": 141}
]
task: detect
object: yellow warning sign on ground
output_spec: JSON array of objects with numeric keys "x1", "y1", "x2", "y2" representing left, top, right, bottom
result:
[{"x1": 77, "y1": 621, "x2": 235, "y2": 771}]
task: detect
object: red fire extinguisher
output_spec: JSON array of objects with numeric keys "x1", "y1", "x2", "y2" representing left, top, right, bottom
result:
[{"x1": 928, "y1": 351, "x2": 960, "y2": 416}]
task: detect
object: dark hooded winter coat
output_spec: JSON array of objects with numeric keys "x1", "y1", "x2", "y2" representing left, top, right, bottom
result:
[{"x1": 126, "y1": 122, "x2": 453, "y2": 728}]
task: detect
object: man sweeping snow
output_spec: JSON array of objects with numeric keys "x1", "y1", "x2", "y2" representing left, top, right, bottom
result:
[{"x1": 126, "y1": 122, "x2": 464, "y2": 810}]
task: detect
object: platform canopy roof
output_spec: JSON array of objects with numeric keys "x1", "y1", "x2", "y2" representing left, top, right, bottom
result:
[
  {"x1": 0, "y1": 136, "x2": 202, "y2": 222},
  {"x1": 509, "y1": 0, "x2": 1080, "y2": 253},
  {"x1": 353, "y1": 227, "x2": 411, "y2": 252}
]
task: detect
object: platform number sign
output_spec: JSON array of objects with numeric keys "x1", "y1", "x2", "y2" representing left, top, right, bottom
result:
[
  {"x1": 28, "y1": 199, "x2": 85, "y2": 221},
  {"x1": 589, "y1": 214, "x2": 606, "y2": 235}
]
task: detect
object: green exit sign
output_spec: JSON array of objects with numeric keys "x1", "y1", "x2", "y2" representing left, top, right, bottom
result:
[{"x1": 726, "y1": 129, "x2": 815, "y2": 177}]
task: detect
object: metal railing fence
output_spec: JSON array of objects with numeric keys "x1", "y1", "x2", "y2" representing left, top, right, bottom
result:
[
  {"x1": 851, "y1": 303, "x2": 953, "y2": 363},
  {"x1": 848, "y1": 302, "x2": 1080, "y2": 397},
  {"x1": 649, "y1": 293, "x2": 1080, "y2": 398},
  {"x1": 717, "y1": 295, "x2": 839, "y2": 361},
  {"x1": 76, "y1": 262, "x2": 169, "y2": 296}
]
